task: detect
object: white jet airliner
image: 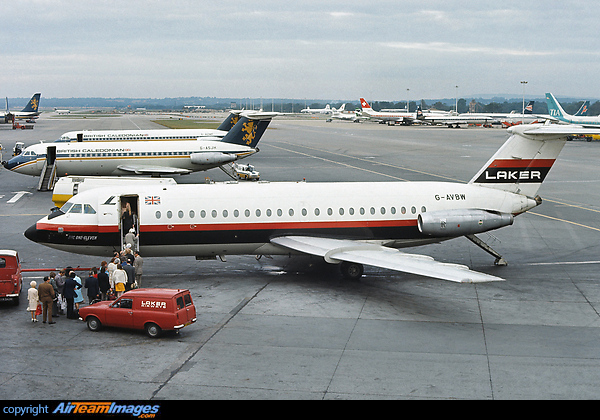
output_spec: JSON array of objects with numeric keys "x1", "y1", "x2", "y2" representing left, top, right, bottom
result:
[
  {"x1": 359, "y1": 98, "x2": 415, "y2": 124},
  {"x1": 54, "y1": 110, "x2": 250, "y2": 142},
  {"x1": 24, "y1": 123, "x2": 599, "y2": 283},
  {"x1": 2, "y1": 112, "x2": 275, "y2": 178}
]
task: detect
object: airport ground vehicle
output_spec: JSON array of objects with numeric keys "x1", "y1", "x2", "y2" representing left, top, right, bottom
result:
[
  {"x1": 0, "y1": 250, "x2": 23, "y2": 305},
  {"x1": 79, "y1": 288, "x2": 196, "y2": 337},
  {"x1": 232, "y1": 162, "x2": 260, "y2": 180}
]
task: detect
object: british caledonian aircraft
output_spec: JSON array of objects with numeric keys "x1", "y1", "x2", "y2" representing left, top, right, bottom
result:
[
  {"x1": 1, "y1": 93, "x2": 42, "y2": 123},
  {"x1": 54, "y1": 110, "x2": 249, "y2": 142},
  {"x1": 24, "y1": 123, "x2": 599, "y2": 283},
  {"x1": 2, "y1": 112, "x2": 275, "y2": 179}
]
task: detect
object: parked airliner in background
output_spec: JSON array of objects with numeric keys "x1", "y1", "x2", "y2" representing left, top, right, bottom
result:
[
  {"x1": 359, "y1": 98, "x2": 415, "y2": 124},
  {"x1": 23, "y1": 123, "x2": 599, "y2": 283},
  {"x1": 546, "y1": 92, "x2": 600, "y2": 127},
  {"x1": 301, "y1": 104, "x2": 333, "y2": 114},
  {"x1": 55, "y1": 110, "x2": 248, "y2": 142},
  {"x1": 331, "y1": 104, "x2": 365, "y2": 122},
  {"x1": 1, "y1": 93, "x2": 42, "y2": 123},
  {"x1": 2, "y1": 112, "x2": 275, "y2": 179}
]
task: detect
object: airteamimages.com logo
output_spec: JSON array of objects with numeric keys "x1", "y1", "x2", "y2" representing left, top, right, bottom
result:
[{"x1": 3, "y1": 402, "x2": 161, "y2": 418}]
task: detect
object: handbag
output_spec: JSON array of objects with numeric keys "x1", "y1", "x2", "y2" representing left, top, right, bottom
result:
[{"x1": 35, "y1": 303, "x2": 42, "y2": 316}]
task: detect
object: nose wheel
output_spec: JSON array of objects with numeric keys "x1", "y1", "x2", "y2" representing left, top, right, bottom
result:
[{"x1": 340, "y1": 261, "x2": 364, "y2": 280}]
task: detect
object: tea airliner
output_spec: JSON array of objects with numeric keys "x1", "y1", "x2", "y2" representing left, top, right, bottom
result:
[{"x1": 24, "y1": 123, "x2": 599, "y2": 283}]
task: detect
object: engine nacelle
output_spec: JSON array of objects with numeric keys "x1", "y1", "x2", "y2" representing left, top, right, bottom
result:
[
  {"x1": 190, "y1": 152, "x2": 236, "y2": 166},
  {"x1": 418, "y1": 209, "x2": 513, "y2": 237}
]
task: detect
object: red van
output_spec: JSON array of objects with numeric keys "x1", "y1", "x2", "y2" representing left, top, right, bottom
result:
[
  {"x1": 0, "y1": 250, "x2": 22, "y2": 306},
  {"x1": 79, "y1": 288, "x2": 196, "y2": 337}
]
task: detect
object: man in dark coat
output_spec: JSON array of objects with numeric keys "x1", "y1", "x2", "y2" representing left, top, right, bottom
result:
[
  {"x1": 97, "y1": 266, "x2": 110, "y2": 300},
  {"x1": 63, "y1": 272, "x2": 82, "y2": 319},
  {"x1": 84, "y1": 270, "x2": 100, "y2": 303},
  {"x1": 122, "y1": 260, "x2": 136, "y2": 291},
  {"x1": 38, "y1": 276, "x2": 56, "y2": 324}
]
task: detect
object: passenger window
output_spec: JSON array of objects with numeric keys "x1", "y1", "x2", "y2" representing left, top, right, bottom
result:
[
  {"x1": 178, "y1": 210, "x2": 184, "y2": 218},
  {"x1": 155, "y1": 211, "x2": 161, "y2": 219},
  {"x1": 84, "y1": 204, "x2": 96, "y2": 214},
  {"x1": 176, "y1": 297, "x2": 184, "y2": 310}
]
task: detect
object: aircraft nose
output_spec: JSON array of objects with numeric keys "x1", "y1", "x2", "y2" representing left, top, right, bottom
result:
[
  {"x1": 2, "y1": 158, "x2": 17, "y2": 170},
  {"x1": 24, "y1": 224, "x2": 42, "y2": 243}
]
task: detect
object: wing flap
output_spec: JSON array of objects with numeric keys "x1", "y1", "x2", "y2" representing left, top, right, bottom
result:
[{"x1": 271, "y1": 236, "x2": 503, "y2": 283}]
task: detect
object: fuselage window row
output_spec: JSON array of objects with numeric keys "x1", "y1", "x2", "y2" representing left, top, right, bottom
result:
[{"x1": 153, "y1": 206, "x2": 427, "y2": 221}]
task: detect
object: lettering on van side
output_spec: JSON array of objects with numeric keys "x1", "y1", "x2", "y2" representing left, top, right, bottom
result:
[{"x1": 141, "y1": 300, "x2": 167, "y2": 309}]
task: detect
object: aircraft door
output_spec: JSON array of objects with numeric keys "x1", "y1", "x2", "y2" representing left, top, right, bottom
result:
[
  {"x1": 46, "y1": 146, "x2": 56, "y2": 165},
  {"x1": 120, "y1": 195, "x2": 140, "y2": 252}
]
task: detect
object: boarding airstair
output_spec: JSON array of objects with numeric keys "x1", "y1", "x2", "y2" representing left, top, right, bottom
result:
[
  {"x1": 37, "y1": 145, "x2": 57, "y2": 191},
  {"x1": 37, "y1": 160, "x2": 57, "y2": 191}
]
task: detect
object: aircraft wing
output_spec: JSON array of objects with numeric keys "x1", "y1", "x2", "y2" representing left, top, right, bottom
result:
[
  {"x1": 116, "y1": 164, "x2": 192, "y2": 175},
  {"x1": 270, "y1": 236, "x2": 503, "y2": 283}
]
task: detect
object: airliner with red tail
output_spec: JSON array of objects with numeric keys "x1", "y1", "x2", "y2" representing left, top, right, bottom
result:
[{"x1": 23, "y1": 123, "x2": 600, "y2": 283}]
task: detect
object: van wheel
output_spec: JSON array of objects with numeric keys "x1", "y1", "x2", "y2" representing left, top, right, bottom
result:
[
  {"x1": 145, "y1": 323, "x2": 162, "y2": 338},
  {"x1": 86, "y1": 316, "x2": 102, "y2": 332}
]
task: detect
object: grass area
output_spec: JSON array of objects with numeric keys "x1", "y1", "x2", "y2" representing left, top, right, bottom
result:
[{"x1": 152, "y1": 119, "x2": 222, "y2": 129}]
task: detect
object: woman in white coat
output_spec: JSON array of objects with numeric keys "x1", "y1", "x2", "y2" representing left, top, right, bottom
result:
[
  {"x1": 27, "y1": 281, "x2": 39, "y2": 322},
  {"x1": 112, "y1": 264, "x2": 127, "y2": 298}
]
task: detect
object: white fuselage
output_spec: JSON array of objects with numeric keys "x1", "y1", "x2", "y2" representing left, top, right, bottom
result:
[
  {"x1": 25, "y1": 181, "x2": 537, "y2": 257},
  {"x1": 4, "y1": 139, "x2": 256, "y2": 177}
]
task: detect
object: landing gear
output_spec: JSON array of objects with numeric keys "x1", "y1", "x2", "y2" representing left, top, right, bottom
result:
[
  {"x1": 340, "y1": 261, "x2": 364, "y2": 280},
  {"x1": 465, "y1": 234, "x2": 508, "y2": 266}
]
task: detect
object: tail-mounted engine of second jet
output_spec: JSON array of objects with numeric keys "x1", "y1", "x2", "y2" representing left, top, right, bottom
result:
[
  {"x1": 190, "y1": 152, "x2": 237, "y2": 166},
  {"x1": 418, "y1": 209, "x2": 513, "y2": 237}
]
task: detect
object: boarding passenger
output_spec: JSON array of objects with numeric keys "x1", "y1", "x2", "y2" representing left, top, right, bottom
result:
[
  {"x1": 113, "y1": 264, "x2": 127, "y2": 297},
  {"x1": 38, "y1": 276, "x2": 56, "y2": 324},
  {"x1": 97, "y1": 266, "x2": 110, "y2": 300},
  {"x1": 85, "y1": 270, "x2": 100, "y2": 303},
  {"x1": 122, "y1": 260, "x2": 135, "y2": 291},
  {"x1": 27, "y1": 281, "x2": 39, "y2": 323},
  {"x1": 133, "y1": 251, "x2": 143, "y2": 288},
  {"x1": 63, "y1": 272, "x2": 81, "y2": 319}
]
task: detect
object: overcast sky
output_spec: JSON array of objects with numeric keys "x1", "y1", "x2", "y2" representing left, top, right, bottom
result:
[{"x1": 3, "y1": 1, "x2": 599, "y2": 101}]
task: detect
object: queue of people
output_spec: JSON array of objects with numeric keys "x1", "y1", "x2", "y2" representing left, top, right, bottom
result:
[{"x1": 26, "y1": 249, "x2": 144, "y2": 324}]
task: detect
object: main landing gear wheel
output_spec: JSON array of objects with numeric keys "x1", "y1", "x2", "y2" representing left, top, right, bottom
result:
[{"x1": 340, "y1": 261, "x2": 364, "y2": 280}]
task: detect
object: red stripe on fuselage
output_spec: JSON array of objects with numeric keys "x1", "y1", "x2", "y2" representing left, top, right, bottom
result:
[
  {"x1": 487, "y1": 159, "x2": 555, "y2": 169},
  {"x1": 35, "y1": 219, "x2": 418, "y2": 233}
]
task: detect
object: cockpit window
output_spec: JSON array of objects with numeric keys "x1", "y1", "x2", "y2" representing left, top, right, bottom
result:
[
  {"x1": 61, "y1": 202, "x2": 73, "y2": 213},
  {"x1": 84, "y1": 204, "x2": 96, "y2": 214},
  {"x1": 69, "y1": 204, "x2": 82, "y2": 213}
]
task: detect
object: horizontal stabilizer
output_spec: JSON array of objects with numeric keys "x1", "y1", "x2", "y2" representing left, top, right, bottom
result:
[{"x1": 271, "y1": 236, "x2": 503, "y2": 283}]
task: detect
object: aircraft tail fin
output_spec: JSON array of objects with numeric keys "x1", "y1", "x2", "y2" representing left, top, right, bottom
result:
[
  {"x1": 545, "y1": 92, "x2": 569, "y2": 120},
  {"x1": 468, "y1": 124, "x2": 574, "y2": 198},
  {"x1": 524, "y1": 101, "x2": 534, "y2": 114},
  {"x1": 220, "y1": 112, "x2": 276, "y2": 148},
  {"x1": 359, "y1": 98, "x2": 372, "y2": 110},
  {"x1": 574, "y1": 100, "x2": 590, "y2": 116},
  {"x1": 216, "y1": 110, "x2": 243, "y2": 132},
  {"x1": 21, "y1": 93, "x2": 41, "y2": 113}
]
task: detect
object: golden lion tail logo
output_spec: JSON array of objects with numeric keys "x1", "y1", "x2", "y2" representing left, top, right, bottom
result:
[{"x1": 241, "y1": 121, "x2": 256, "y2": 146}]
